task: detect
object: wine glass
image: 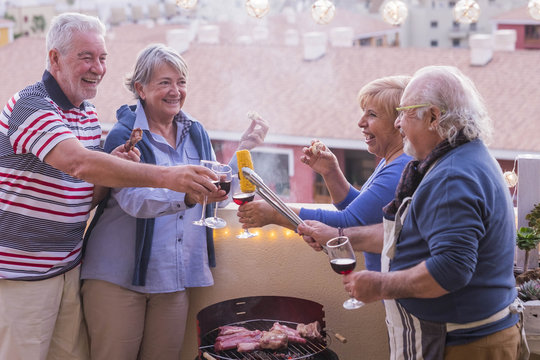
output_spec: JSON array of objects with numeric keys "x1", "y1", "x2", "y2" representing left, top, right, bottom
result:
[
  {"x1": 204, "y1": 163, "x2": 232, "y2": 229},
  {"x1": 231, "y1": 176, "x2": 257, "y2": 238},
  {"x1": 192, "y1": 160, "x2": 219, "y2": 226},
  {"x1": 326, "y1": 236, "x2": 364, "y2": 310}
]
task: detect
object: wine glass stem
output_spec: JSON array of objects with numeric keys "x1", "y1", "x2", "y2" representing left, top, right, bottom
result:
[
  {"x1": 199, "y1": 196, "x2": 207, "y2": 221},
  {"x1": 213, "y1": 202, "x2": 219, "y2": 218}
]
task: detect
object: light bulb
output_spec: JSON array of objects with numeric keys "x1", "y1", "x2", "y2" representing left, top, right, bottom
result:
[
  {"x1": 311, "y1": 0, "x2": 336, "y2": 25},
  {"x1": 175, "y1": 0, "x2": 198, "y2": 10},
  {"x1": 503, "y1": 171, "x2": 518, "y2": 188},
  {"x1": 529, "y1": 0, "x2": 540, "y2": 21},
  {"x1": 246, "y1": 0, "x2": 270, "y2": 19},
  {"x1": 381, "y1": 0, "x2": 408, "y2": 26},
  {"x1": 453, "y1": 0, "x2": 480, "y2": 24}
]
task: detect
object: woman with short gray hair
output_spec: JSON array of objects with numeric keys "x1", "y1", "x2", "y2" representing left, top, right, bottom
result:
[{"x1": 81, "y1": 43, "x2": 269, "y2": 359}]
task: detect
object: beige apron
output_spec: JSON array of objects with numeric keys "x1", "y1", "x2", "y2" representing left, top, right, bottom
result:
[{"x1": 381, "y1": 195, "x2": 529, "y2": 360}]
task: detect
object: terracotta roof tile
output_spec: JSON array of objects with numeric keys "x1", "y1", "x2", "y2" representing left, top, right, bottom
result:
[
  {"x1": 493, "y1": 5, "x2": 540, "y2": 22},
  {"x1": 1, "y1": 22, "x2": 539, "y2": 158}
]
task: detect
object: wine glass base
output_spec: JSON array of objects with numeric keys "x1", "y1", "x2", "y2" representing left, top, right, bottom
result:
[
  {"x1": 204, "y1": 217, "x2": 226, "y2": 229},
  {"x1": 343, "y1": 298, "x2": 364, "y2": 310},
  {"x1": 192, "y1": 219, "x2": 206, "y2": 226},
  {"x1": 237, "y1": 231, "x2": 256, "y2": 239}
]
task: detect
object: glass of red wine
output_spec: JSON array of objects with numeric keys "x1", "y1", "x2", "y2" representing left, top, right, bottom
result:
[
  {"x1": 193, "y1": 160, "x2": 220, "y2": 226},
  {"x1": 204, "y1": 163, "x2": 232, "y2": 229},
  {"x1": 231, "y1": 176, "x2": 257, "y2": 238},
  {"x1": 326, "y1": 236, "x2": 364, "y2": 310}
]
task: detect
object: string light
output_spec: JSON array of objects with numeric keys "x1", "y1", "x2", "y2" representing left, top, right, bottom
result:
[
  {"x1": 504, "y1": 171, "x2": 518, "y2": 188},
  {"x1": 381, "y1": 0, "x2": 409, "y2": 26},
  {"x1": 311, "y1": 0, "x2": 336, "y2": 25},
  {"x1": 246, "y1": 0, "x2": 270, "y2": 19},
  {"x1": 175, "y1": 0, "x2": 198, "y2": 10},
  {"x1": 215, "y1": 226, "x2": 302, "y2": 241},
  {"x1": 453, "y1": 0, "x2": 480, "y2": 24},
  {"x1": 503, "y1": 157, "x2": 519, "y2": 188},
  {"x1": 529, "y1": 0, "x2": 540, "y2": 20}
]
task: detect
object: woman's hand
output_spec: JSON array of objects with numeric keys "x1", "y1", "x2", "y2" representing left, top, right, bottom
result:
[
  {"x1": 110, "y1": 144, "x2": 141, "y2": 162},
  {"x1": 237, "y1": 112, "x2": 269, "y2": 151},
  {"x1": 236, "y1": 200, "x2": 275, "y2": 228},
  {"x1": 300, "y1": 139, "x2": 339, "y2": 177},
  {"x1": 205, "y1": 190, "x2": 228, "y2": 204}
]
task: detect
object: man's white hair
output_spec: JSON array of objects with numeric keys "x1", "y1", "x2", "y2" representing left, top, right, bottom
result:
[
  {"x1": 405, "y1": 65, "x2": 492, "y2": 145},
  {"x1": 45, "y1": 12, "x2": 106, "y2": 70}
]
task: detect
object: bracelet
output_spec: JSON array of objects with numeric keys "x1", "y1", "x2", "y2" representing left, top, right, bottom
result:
[{"x1": 338, "y1": 227, "x2": 344, "y2": 237}]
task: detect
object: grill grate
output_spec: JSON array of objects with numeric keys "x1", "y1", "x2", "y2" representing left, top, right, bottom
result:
[{"x1": 199, "y1": 319, "x2": 329, "y2": 360}]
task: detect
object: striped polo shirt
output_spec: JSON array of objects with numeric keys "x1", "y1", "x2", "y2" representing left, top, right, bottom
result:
[{"x1": 0, "y1": 70, "x2": 101, "y2": 280}]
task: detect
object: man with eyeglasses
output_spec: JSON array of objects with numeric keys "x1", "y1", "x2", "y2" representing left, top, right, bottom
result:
[{"x1": 299, "y1": 65, "x2": 526, "y2": 359}]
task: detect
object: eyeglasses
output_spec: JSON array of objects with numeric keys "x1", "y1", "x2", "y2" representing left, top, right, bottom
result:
[
  {"x1": 395, "y1": 103, "x2": 432, "y2": 112},
  {"x1": 395, "y1": 103, "x2": 432, "y2": 119}
]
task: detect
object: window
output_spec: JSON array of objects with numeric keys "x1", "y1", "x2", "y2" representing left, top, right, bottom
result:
[
  {"x1": 313, "y1": 150, "x2": 376, "y2": 203},
  {"x1": 359, "y1": 38, "x2": 371, "y2": 46},
  {"x1": 452, "y1": 21, "x2": 460, "y2": 30},
  {"x1": 250, "y1": 147, "x2": 293, "y2": 197},
  {"x1": 452, "y1": 38, "x2": 460, "y2": 47},
  {"x1": 448, "y1": 1, "x2": 456, "y2": 7},
  {"x1": 430, "y1": 21, "x2": 438, "y2": 28},
  {"x1": 469, "y1": 22, "x2": 477, "y2": 31},
  {"x1": 345, "y1": 150, "x2": 376, "y2": 190},
  {"x1": 525, "y1": 25, "x2": 540, "y2": 47},
  {"x1": 375, "y1": 38, "x2": 383, "y2": 47},
  {"x1": 430, "y1": 40, "x2": 438, "y2": 47}
]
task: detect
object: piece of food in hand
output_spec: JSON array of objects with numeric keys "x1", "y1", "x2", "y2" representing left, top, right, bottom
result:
[
  {"x1": 247, "y1": 111, "x2": 262, "y2": 121},
  {"x1": 124, "y1": 127, "x2": 143, "y2": 152},
  {"x1": 236, "y1": 149, "x2": 256, "y2": 193},
  {"x1": 309, "y1": 140, "x2": 325, "y2": 155}
]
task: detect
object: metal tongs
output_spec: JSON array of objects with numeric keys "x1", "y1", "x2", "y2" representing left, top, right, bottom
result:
[
  {"x1": 241, "y1": 168, "x2": 328, "y2": 254},
  {"x1": 241, "y1": 167, "x2": 304, "y2": 228}
]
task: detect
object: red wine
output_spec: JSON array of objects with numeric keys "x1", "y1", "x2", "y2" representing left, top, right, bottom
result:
[
  {"x1": 330, "y1": 258, "x2": 356, "y2": 275},
  {"x1": 233, "y1": 193, "x2": 255, "y2": 205},
  {"x1": 212, "y1": 180, "x2": 231, "y2": 195},
  {"x1": 218, "y1": 181, "x2": 231, "y2": 195}
]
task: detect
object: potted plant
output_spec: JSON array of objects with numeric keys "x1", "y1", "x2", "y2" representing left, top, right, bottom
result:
[
  {"x1": 518, "y1": 279, "x2": 540, "y2": 335},
  {"x1": 517, "y1": 203, "x2": 540, "y2": 273}
]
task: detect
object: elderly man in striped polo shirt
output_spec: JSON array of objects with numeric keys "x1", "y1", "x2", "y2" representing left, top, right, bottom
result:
[{"x1": 0, "y1": 13, "x2": 227, "y2": 360}]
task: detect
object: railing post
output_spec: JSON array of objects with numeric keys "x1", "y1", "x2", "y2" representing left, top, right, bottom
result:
[{"x1": 516, "y1": 155, "x2": 540, "y2": 272}]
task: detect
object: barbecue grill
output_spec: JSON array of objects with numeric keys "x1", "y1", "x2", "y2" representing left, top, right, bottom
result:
[{"x1": 196, "y1": 296, "x2": 340, "y2": 360}]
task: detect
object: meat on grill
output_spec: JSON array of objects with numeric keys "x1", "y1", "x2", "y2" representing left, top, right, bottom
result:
[
  {"x1": 297, "y1": 321, "x2": 323, "y2": 340},
  {"x1": 260, "y1": 329, "x2": 288, "y2": 350},
  {"x1": 237, "y1": 341, "x2": 261, "y2": 352},
  {"x1": 214, "y1": 330, "x2": 262, "y2": 351},
  {"x1": 214, "y1": 321, "x2": 320, "y2": 353},
  {"x1": 269, "y1": 322, "x2": 306, "y2": 344},
  {"x1": 218, "y1": 325, "x2": 253, "y2": 336}
]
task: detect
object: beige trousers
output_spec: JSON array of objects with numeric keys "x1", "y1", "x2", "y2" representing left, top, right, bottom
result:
[
  {"x1": 444, "y1": 323, "x2": 522, "y2": 360},
  {"x1": 0, "y1": 265, "x2": 89, "y2": 360},
  {"x1": 81, "y1": 279, "x2": 189, "y2": 360}
]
